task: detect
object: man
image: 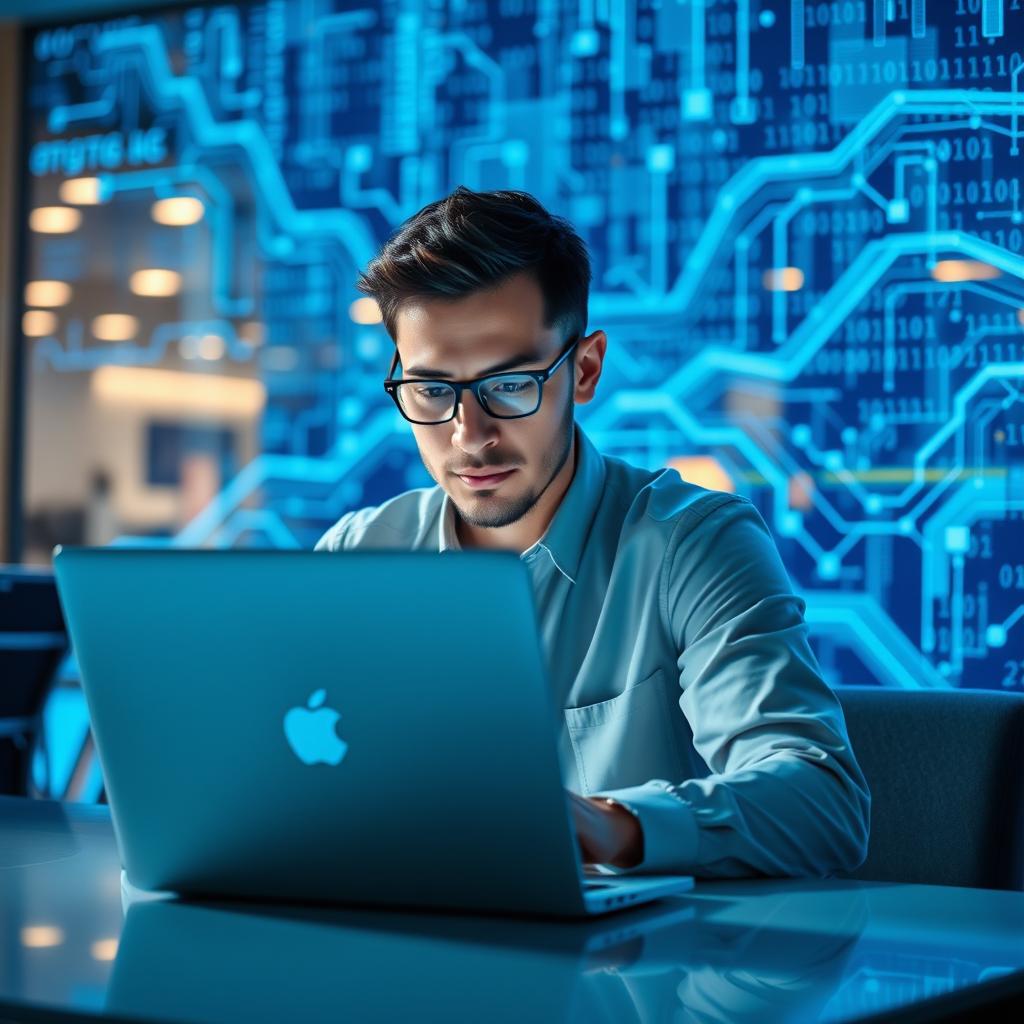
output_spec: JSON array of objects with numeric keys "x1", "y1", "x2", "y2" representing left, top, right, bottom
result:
[{"x1": 317, "y1": 186, "x2": 870, "y2": 877}]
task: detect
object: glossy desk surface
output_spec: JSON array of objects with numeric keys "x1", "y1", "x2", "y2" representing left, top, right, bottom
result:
[{"x1": 1, "y1": 796, "x2": 1023, "y2": 1023}]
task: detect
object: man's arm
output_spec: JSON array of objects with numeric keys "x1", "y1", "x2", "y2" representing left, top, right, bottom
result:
[{"x1": 589, "y1": 497, "x2": 871, "y2": 878}]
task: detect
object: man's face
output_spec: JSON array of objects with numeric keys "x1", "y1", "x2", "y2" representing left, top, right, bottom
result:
[{"x1": 392, "y1": 272, "x2": 580, "y2": 531}]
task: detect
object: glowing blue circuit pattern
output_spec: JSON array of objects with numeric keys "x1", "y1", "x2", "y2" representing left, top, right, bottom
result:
[{"x1": 21, "y1": 1, "x2": 1024, "y2": 692}]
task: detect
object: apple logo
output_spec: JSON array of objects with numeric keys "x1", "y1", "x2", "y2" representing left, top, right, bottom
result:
[{"x1": 283, "y1": 689, "x2": 348, "y2": 766}]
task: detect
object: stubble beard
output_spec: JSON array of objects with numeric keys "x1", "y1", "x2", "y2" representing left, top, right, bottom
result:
[{"x1": 447, "y1": 393, "x2": 575, "y2": 530}]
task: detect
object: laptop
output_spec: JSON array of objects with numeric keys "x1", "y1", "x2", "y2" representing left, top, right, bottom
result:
[{"x1": 53, "y1": 547, "x2": 694, "y2": 917}]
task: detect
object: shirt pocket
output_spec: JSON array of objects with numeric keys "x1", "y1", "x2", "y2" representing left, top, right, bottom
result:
[{"x1": 563, "y1": 668, "x2": 680, "y2": 794}]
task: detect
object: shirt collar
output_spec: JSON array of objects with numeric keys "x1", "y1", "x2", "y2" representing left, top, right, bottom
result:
[
  {"x1": 437, "y1": 424, "x2": 606, "y2": 586},
  {"x1": 439, "y1": 493, "x2": 461, "y2": 551}
]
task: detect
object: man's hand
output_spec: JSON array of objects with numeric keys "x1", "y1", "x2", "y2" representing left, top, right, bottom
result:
[{"x1": 567, "y1": 791, "x2": 644, "y2": 868}]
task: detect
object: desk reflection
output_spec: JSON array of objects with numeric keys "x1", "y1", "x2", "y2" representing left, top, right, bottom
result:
[{"x1": 106, "y1": 888, "x2": 867, "y2": 1024}]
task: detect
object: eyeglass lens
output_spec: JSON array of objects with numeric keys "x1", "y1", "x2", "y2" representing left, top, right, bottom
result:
[{"x1": 396, "y1": 375, "x2": 541, "y2": 423}]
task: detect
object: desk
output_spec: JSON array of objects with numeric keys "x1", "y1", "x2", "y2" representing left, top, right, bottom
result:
[{"x1": 1, "y1": 796, "x2": 1022, "y2": 1023}]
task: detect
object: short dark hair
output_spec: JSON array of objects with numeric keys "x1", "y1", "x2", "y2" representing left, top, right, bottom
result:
[{"x1": 357, "y1": 186, "x2": 591, "y2": 345}]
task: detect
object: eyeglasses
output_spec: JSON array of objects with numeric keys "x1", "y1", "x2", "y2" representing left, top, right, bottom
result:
[{"x1": 383, "y1": 336, "x2": 580, "y2": 425}]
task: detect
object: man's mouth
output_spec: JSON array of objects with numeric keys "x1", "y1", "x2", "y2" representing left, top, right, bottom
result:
[{"x1": 455, "y1": 468, "x2": 517, "y2": 490}]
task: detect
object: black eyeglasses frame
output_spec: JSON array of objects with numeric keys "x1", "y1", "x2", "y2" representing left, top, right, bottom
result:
[{"x1": 382, "y1": 335, "x2": 581, "y2": 425}]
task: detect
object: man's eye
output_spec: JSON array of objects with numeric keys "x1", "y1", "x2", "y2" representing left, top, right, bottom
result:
[
  {"x1": 416, "y1": 386, "x2": 450, "y2": 399},
  {"x1": 492, "y1": 381, "x2": 529, "y2": 393}
]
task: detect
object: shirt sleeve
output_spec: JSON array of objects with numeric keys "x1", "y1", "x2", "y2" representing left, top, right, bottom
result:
[{"x1": 593, "y1": 496, "x2": 871, "y2": 879}]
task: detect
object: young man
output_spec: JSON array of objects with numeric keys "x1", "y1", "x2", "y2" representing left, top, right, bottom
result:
[{"x1": 317, "y1": 186, "x2": 870, "y2": 877}]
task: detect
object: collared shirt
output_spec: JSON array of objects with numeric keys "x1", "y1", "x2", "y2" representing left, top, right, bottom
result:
[{"x1": 315, "y1": 425, "x2": 871, "y2": 878}]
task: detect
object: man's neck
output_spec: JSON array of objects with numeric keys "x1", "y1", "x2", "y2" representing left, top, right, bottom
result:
[{"x1": 455, "y1": 434, "x2": 577, "y2": 553}]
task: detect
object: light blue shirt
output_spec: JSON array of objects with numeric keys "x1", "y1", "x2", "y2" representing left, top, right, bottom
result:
[{"x1": 315, "y1": 425, "x2": 870, "y2": 878}]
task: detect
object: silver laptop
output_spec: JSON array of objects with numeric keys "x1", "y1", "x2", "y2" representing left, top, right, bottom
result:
[{"x1": 53, "y1": 546, "x2": 694, "y2": 917}]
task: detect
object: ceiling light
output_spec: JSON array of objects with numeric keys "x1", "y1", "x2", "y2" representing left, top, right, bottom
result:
[
  {"x1": 25, "y1": 280, "x2": 72, "y2": 307},
  {"x1": 21, "y1": 926, "x2": 64, "y2": 948},
  {"x1": 90, "y1": 938, "x2": 119, "y2": 961},
  {"x1": 59, "y1": 177, "x2": 102, "y2": 205},
  {"x1": 92, "y1": 314, "x2": 139, "y2": 342},
  {"x1": 22, "y1": 310, "x2": 59, "y2": 337},
  {"x1": 151, "y1": 197, "x2": 204, "y2": 226},
  {"x1": 29, "y1": 206, "x2": 82, "y2": 233},
  {"x1": 130, "y1": 269, "x2": 182, "y2": 297},
  {"x1": 92, "y1": 366, "x2": 266, "y2": 417}
]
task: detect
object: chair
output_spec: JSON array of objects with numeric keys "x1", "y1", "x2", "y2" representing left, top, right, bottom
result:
[
  {"x1": 0, "y1": 568, "x2": 68, "y2": 795},
  {"x1": 835, "y1": 686, "x2": 1024, "y2": 891}
]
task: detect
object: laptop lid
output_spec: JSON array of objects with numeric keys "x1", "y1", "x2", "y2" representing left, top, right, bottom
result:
[{"x1": 54, "y1": 548, "x2": 590, "y2": 916}]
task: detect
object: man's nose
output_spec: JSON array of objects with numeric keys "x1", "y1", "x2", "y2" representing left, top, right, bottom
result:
[{"x1": 452, "y1": 389, "x2": 499, "y2": 455}]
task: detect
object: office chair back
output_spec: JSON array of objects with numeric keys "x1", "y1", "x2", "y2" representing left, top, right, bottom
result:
[
  {"x1": 0, "y1": 568, "x2": 67, "y2": 795},
  {"x1": 836, "y1": 686, "x2": 1024, "y2": 891}
]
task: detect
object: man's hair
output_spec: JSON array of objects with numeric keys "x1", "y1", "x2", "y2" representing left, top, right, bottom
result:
[{"x1": 357, "y1": 186, "x2": 591, "y2": 345}]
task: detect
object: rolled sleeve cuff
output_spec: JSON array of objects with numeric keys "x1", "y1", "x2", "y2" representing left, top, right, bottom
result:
[{"x1": 590, "y1": 780, "x2": 699, "y2": 875}]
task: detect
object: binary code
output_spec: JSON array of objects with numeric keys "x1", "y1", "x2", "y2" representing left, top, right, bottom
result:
[{"x1": 20, "y1": 0, "x2": 1024, "y2": 692}]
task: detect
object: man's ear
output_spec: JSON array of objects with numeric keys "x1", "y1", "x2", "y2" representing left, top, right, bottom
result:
[{"x1": 573, "y1": 330, "x2": 607, "y2": 406}]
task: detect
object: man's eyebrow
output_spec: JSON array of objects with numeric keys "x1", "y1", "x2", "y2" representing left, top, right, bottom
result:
[{"x1": 404, "y1": 349, "x2": 545, "y2": 378}]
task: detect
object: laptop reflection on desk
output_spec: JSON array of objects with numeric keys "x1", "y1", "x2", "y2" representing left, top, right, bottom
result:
[{"x1": 104, "y1": 895, "x2": 697, "y2": 1024}]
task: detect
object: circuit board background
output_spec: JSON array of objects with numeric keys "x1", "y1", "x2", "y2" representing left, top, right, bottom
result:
[{"x1": 16, "y1": 0, "x2": 1024, "y2": 706}]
